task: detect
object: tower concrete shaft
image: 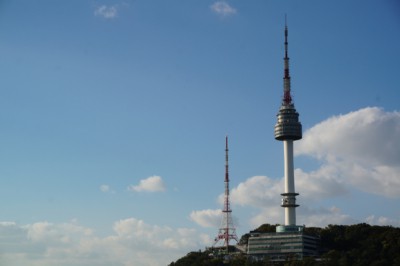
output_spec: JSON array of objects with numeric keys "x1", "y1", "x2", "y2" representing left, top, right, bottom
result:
[
  {"x1": 214, "y1": 136, "x2": 238, "y2": 251},
  {"x1": 274, "y1": 23, "x2": 302, "y2": 227}
]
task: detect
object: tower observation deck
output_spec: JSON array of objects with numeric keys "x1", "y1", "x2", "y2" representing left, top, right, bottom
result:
[{"x1": 274, "y1": 21, "x2": 302, "y2": 231}]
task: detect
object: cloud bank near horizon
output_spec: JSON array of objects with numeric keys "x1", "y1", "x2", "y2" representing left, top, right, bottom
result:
[{"x1": 0, "y1": 218, "x2": 210, "y2": 266}]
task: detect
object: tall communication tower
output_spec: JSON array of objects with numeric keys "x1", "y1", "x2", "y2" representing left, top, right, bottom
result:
[
  {"x1": 246, "y1": 21, "x2": 319, "y2": 259},
  {"x1": 274, "y1": 20, "x2": 303, "y2": 232},
  {"x1": 213, "y1": 136, "x2": 238, "y2": 251}
]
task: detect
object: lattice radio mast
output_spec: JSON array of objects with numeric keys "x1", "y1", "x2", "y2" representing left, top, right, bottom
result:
[{"x1": 213, "y1": 136, "x2": 238, "y2": 251}]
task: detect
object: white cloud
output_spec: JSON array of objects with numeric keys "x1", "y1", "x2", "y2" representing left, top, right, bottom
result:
[
  {"x1": 128, "y1": 175, "x2": 166, "y2": 192},
  {"x1": 295, "y1": 168, "x2": 348, "y2": 200},
  {"x1": 248, "y1": 206, "x2": 283, "y2": 228},
  {"x1": 94, "y1": 5, "x2": 118, "y2": 19},
  {"x1": 0, "y1": 221, "x2": 16, "y2": 226},
  {"x1": 210, "y1": 1, "x2": 237, "y2": 17},
  {"x1": 298, "y1": 206, "x2": 358, "y2": 227},
  {"x1": 100, "y1": 184, "x2": 110, "y2": 192},
  {"x1": 247, "y1": 202, "x2": 358, "y2": 229},
  {"x1": 26, "y1": 221, "x2": 93, "y2": 244},
  {"x1": 190, "y1": 209, "x2": 221, "y2": 228},
  {"x1": 0, "y1": 218, "x2": 210, "y2": 266},
  {"x1": 296, "y1": 107, "x2": 400, "y2": 198},
  {"x1": 230, "y1": 175, "x2": 281, "y2": 207},
  {"x1": 229, "y1": 175, "x2": 351, "y2": 228},
  {"x1": 100, "y1": 184, "x2": 115, "y2": 194},
  {"x1": 366, "y1": 215, "x2": 400, "y2": 227}
]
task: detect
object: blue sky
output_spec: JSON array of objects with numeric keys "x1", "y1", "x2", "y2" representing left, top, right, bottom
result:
[{"x1": 0, "y1": 0, "x2": 399, "y2": 265}]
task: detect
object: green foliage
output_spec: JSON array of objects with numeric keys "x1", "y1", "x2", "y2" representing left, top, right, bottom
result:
[
  {"x1": 169, "y1": 251, "x2": 274, "y2": 266},
  {"x1": 319, "y1": 223, "x2": 400, "y2": 266},
  {"x1": 168, "y1": 251, "x2": 224, "y2": 266},
  {"x1": 254, "y1": 224, "x2": 279, "y2": 233},
  {"x1": 303, "y1": 227, "x2": 322, "y2": 237},
  {"x1": 239, "y1": 233, "x2": 250, "y2": 245},
  {"x1": 239, "y1": 224, "x2": 279, "y2": 246},
  {"x1": 170, "y1": 224, "x2": 400, "y2": 266}
]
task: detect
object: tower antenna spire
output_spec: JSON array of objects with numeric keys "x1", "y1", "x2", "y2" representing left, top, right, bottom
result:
[
  {"x1": 213, "y1": 136, "x2": 238, "y2": 253},
  {"x1": 225, "y1": 135, "x2": 229, "y2": 183},
  {"x1": 283, "y1": 16, "x2": 292, "y2": 105},
  {"x1": 285, "y1": 15, "x2": 288, "y2": 58}
]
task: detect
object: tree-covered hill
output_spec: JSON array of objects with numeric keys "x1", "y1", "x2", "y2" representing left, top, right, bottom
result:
[{"x1": 169, "y1": 223, "x2": 400, "y2": 266}]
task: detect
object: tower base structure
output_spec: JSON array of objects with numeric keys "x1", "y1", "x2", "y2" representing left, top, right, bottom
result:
[{"x1": 247, "y1": 228, "x2": 319, "y2": 262}]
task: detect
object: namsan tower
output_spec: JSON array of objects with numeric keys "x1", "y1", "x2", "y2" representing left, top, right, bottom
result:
[
  {"x1": 246, "y1": 21, "x2": 319, "y2": 260},
  {"x1": 274, "y1": 20, "x2": 303, "y2": 232},
  {"x1": 213, "y1": 136, "x2": 238, "y2": 252}
]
